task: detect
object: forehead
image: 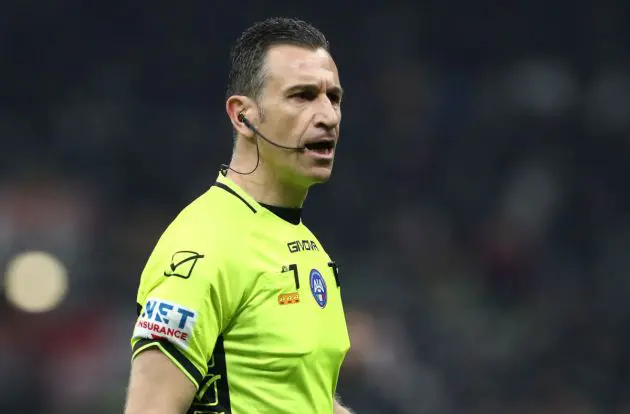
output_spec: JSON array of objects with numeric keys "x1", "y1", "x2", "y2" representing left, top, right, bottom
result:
[{"x1": 263, "y1": 44, "x2": 340, "y2": 90}]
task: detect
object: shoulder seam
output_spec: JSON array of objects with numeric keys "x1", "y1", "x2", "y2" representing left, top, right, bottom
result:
[{"x1": 212, "y1": 182, "x2": 257, "y2": 214}]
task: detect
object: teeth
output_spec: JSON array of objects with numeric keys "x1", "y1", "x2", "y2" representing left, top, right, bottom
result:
[{"x1": 306, "y1": 146, "x2": 330, "y2": 154}]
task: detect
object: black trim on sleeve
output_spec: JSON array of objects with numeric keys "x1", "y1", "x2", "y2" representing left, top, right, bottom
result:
[
  {"x1": 136, "y1": 302, "x2": 142, "y2": 317},
  {"x1": 133, "y1": 338, "x2": 204, "y2": 387}
]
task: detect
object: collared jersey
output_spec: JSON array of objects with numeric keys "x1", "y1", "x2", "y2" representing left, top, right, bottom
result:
[{"x1": 131, "y1": 170, "x2": 351, "y2": 414}]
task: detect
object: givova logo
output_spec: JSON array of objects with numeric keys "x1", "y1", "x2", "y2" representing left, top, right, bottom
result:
[
  {"x1": 164, "y1": 250, "x2": 204, "y2": 279},
  {"x1": 133, "y1": 298, "x2": 196, "y2": 347}
]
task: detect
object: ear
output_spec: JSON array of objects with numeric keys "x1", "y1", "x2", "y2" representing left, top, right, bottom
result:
[{"x1": 226, "y1": 95, "x2": 256, "y2": 139}]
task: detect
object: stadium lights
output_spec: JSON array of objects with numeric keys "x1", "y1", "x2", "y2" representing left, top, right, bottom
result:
[{"x1": 3, "y1": 251, "x2": 69, "y2": 313}]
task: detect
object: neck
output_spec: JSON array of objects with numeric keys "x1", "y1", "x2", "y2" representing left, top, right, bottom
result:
[{"x1": 226, "y1": 149, "x2": 308, "y2": 208}]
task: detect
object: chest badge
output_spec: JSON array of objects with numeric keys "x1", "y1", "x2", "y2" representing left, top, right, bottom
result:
[{"x1": 309, "y1": 269, "x2": 328, "y2": 308}]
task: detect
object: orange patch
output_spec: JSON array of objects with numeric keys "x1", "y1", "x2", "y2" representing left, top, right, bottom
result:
[{"x1": 278, "y1": 292, "x2": 300, "y2": 305}]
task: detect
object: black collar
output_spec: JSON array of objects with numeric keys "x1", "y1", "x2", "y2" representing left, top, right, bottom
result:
[{"x1": 260, "y1": 203, "x2": 302, "y2": 225}]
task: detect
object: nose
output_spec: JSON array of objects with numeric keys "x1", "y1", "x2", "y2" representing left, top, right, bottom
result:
[{"x1": 314, "y1": 97, "x2": 341, "y2": 131}]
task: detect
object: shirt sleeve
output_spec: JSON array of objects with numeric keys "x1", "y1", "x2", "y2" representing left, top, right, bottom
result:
[{"x1": 130, "y1": 242, "x2": 241, "y2": 390}]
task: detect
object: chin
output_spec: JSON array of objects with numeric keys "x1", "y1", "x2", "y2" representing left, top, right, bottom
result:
[
  {"x1": 306, "y1": 166, "x2": 333, "y2": 185},
  {"x1": 292, "y1": 166, "x2": 333, "y2": 187}
]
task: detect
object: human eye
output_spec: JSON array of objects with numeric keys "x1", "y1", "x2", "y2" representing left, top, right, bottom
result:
[
  {"x1": 290, "y1": 89, "x2": 317, "y2": 102},
  {"x1": 327, "y1": 92, "x2": 341, "y2": 105}
]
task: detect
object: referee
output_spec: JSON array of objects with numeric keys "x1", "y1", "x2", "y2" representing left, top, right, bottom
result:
[{"x1": 124, "y1": 17, "x2": 354, "y2": 414}]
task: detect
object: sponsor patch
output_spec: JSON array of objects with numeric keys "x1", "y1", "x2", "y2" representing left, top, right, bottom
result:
[{"x1": 133, "y1": 298, "x2": 196, "y2": 348}]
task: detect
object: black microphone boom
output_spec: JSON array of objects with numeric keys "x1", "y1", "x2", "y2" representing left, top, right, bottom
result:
[
  {"x1": 238, "y1": 113, "x2": 305, "y2": 152},
  {"x1": 222, "y1": 113, "x2": 305, "y2": 176}
]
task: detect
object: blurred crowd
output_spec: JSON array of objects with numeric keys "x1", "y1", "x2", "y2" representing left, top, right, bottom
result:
[{"x1": 1, "y1": 1, "x2": 630, "y2": 413}]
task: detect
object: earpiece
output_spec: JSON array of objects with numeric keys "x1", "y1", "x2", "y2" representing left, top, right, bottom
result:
[{"x1": 224, "y1": 109, "x2": 305, "y2": 176}]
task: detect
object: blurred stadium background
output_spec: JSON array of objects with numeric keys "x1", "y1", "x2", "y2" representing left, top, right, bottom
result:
[{"x1": 2, "y1": 1, "x2": 630, "y2": 413}]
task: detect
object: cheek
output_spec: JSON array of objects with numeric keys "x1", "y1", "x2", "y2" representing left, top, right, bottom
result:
[{"x1": 274, "y1": 113, "x2": 301, "y2": 139}]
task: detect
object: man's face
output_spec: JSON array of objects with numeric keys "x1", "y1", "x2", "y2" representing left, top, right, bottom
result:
[{"x1": 255, "y1": 44, "x2": 342, "y2": 187}]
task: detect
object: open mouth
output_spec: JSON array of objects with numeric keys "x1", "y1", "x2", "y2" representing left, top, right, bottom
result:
[{"x1": 304, "y1": 141, "x2": 335, "y2": 154}]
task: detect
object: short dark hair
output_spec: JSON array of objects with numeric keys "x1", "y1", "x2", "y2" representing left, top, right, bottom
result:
[{"x1": 226, "y1": 17, "x2": 330, "y2": 102}]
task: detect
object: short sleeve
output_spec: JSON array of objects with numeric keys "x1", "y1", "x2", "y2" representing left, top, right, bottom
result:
[{"x1": 131, "y1": 246, "x2": 239, "y2": 389}]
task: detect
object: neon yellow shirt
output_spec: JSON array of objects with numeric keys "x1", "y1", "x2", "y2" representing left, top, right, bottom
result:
[{"x1": 131, "y1": 169, "x2": 351, "y2": 414}]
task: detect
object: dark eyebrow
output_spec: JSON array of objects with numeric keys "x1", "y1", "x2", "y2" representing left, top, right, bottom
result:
[
  {"x1": 328, "y1": 85, "x2": 344, "y2": 98},
  {"x1": 285, "y1": 83, "x2": 344, "y2": 98}
]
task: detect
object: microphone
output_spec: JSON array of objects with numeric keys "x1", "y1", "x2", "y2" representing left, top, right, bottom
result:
[
  {"x1": 222, "y1": 112, "x2": 305, "y2": 176},
  {"x1": 238, "y1": 112, "x2": 305, "y2": 152}
]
